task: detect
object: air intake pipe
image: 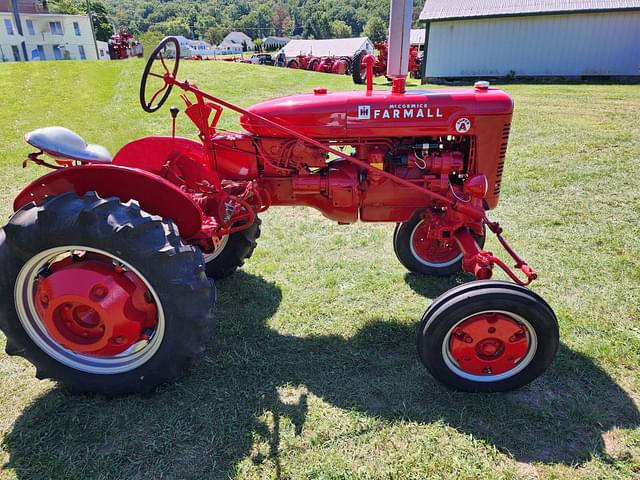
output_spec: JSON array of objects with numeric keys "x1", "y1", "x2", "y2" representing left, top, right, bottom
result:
[{"x1": 386, "y1": 0, "x2": 413, "y2": 93}]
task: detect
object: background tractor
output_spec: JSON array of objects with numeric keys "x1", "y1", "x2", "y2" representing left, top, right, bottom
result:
[
  {"x1": 0, "y1": 0, "x2": 558, "y2": 396},
  {"x1": 352, "y1": 42, "x2": 422, "y2": 84}
]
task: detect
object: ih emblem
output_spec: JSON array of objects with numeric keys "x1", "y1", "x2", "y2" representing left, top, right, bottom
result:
[
  {"x1": 456, "y1": 118, "x2": 471, "y2": 133},
  {"x1": 358, "y1": 105, "x2": 371, "y2": 120}
]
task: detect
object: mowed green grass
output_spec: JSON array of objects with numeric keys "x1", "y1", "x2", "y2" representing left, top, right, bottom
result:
[{"x1": 0, "y1": 59, "x2": 639, "y2": 480}]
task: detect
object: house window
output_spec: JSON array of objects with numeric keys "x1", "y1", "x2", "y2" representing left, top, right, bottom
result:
[
  {"x1": 78, "y1": 45, "x2": 86, "y2": 59},
  {"x1": 49, "y1": 21, "x2": 63, "y2": 35},
  {"x1": 26, "y1": 19, "x2": 35, "y2": 36},
  {"x1": 37, "y1": 45, "x2": 46, "y2": 60},
  {"x1": 53, "y1": 44, "x2": 63, "y2": 60},
  {"x1": 73, "y1": 22, "x2": 80, "y2": 36},
  {"x1": 4, "y1": 19, "x2": 14, "y2": 35},
  {"x1": 12, "y1": 45, "x2": 20, "y2": 61}
]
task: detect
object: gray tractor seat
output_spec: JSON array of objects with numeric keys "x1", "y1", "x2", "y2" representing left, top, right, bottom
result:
[{"x1": 25, "y1": 126, "x2": 112, "y2": 163}]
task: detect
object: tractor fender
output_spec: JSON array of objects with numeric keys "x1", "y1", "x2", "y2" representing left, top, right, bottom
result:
[{"x1": 13, "y1": 164, "x2": 204, "y2": 239}]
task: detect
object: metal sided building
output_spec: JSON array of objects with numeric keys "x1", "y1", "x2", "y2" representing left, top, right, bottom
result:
[{"x1": 419, "y1": 0, "x2": 640, "y2": 82}]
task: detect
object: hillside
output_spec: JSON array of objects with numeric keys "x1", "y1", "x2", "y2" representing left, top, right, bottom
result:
[{"x1": 99, "y1": 0, "x2": 426, "y2": 44}]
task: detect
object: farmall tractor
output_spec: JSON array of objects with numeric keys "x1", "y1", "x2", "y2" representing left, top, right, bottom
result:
[
  {"x1": 352, "y1": 42, "x2": 421, "y2": 84},
  {"x1": 107, "y1": 32, "x2": 143, "y2": 60},
  {"x1": 0, "y1": 1, "x2": 558, "y2": 396}
]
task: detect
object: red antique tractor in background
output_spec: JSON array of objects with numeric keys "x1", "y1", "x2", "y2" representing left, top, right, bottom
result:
[
  {"x1": 352, "y1": 42, "x2": 421, "y2": 84},
  {"x1": 0, "y1": 0, "x2": 558, "y2": 396},
  {"x1": 108, "y1": 31, "x2": 143, "y2": 60},
  {"x1": 307, "y1": 55, "x2": 352, "y2": 75}
]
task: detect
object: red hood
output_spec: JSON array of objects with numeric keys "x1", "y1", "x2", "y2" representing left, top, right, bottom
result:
[{"x1": 240, "y1": 87, "x2": 513, "y2": 138}]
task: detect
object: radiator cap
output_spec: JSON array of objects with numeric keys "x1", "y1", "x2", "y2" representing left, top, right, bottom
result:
[{"x1": 474, "y1": 81, "x2": 490, "y2": 91}]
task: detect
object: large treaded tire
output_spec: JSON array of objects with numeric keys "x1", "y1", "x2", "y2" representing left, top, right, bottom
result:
[
  {"x1": 351, "y1": 50, "x2": 367, "y2": 84},
  {"x1": 417, "y1": 280, "x2": 559, "y2": 392},
  {"x1": 0, "y1": 192, "x2": 215, "y2": 396},
  {"x1": 205, "y1": 217, "x2": 261, "y2": 279}
]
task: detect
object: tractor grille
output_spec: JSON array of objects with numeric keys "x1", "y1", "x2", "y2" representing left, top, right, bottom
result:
[{"x1": 494, "y1": 123, "x2": 511, "y2": 195}]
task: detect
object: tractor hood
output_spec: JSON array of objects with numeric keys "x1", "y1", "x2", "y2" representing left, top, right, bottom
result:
[{"x1": 240, "y1": 86, "x2": 513, "y2": 138}]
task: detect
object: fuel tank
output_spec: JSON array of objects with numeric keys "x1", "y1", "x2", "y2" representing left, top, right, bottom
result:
[{"x1": 240, "y1": 86, "x2": 513, "y2": 138}]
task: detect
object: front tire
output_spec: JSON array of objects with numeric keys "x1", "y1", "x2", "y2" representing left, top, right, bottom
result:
[
  {"x1": 394, "y1": 212, "x2": 485, "y2": 276},
  {"x1": 417, "y1": 281, "x2": 559, "y2": 392},
  {"x1": 351, "y1": 50, "x2": 367, "y2": 84},
  {"x1": 0, "y1": 192, "x2": 215, "y2": 396}
]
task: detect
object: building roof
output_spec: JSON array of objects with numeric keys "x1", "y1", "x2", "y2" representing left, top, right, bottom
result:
[
  {"x1": 282, "y1": 37, "x2": 373, "y2": 58},
  {"x1": 419, "y1": 0, "x2": 640, "y2": 21}
]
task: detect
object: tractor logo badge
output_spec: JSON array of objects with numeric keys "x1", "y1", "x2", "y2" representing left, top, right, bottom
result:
[
  {"x1": 456, "y1": 118, "x2": 471, "y2": 133},
  {"x1": 358, "y1": 105, "x2": 371, "y2": 120}
]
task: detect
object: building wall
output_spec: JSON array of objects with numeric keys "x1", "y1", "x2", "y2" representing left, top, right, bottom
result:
[
  {"x1": 424, "y1": 11, "x2": 640, "y2": 78},
  {"x1": 0, "y1": 12, "x2": 97, "y2": 62}
]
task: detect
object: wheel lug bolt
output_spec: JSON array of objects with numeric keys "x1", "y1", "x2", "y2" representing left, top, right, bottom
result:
[
  {"x1": 111, "y1": 336, "x2": 126, "y2": 344},
  {"x1": 40, "y1": 295, "x2": 49, "y2": 308},
  {"x1": 464, "y1": 336, "x2": 473, "y2": 343},
  {"x1": 91, "y1": 285, "x2": 108, "y2": 300},
  {"x1": 488, "y1": 327, "x2": 496, "y2": 334}
]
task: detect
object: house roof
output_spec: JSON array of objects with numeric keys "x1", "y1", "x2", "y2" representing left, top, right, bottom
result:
[
  {"x1": 282, "y1": 37, "x2": 373, "y2": 58},
  {"x1": 419, "y1": 0, "x2": 640, "y2": 21}
]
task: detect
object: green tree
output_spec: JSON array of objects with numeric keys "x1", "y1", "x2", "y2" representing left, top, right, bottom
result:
[
  {"x1": 331, "y1": 20, "x2": 352, "y2": 38},
  {"x1": 204, "y1": 26, "x2": 226, "y2": 46},
  {"x1": 138, "y1": 30, "x2": 164, "y2": 56},
  {"x1": 272, "y1": 3, "x2": 292, "y2": 36},
  {"x1": 363, "y1": 16, "x2": 386, "y2": 42},
  {"x1": 49, "y1": 0, "x2": 113, "y2": 41},
  {"x1": 149, "y1": 18, "x2": 190, "y2": 37}
]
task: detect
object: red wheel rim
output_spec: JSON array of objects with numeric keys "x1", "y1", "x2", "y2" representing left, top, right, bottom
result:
[
  {"x1": 410, "y1": 220, "x2": 462, "y2": 266},
  {"x1": 447, "y1": 312, "x2": 533, "y2": 377},
  {"x1": 15, "y1": 246, "x2": 165, "y2": 374},
  {"x1": 33, "y1": 253, "x2": 157, "y2": 357}
]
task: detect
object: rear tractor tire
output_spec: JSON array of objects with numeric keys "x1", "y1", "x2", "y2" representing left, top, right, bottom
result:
[
  {"x1": 417, "y1": 281, "x2": 559, "y2": 392},
  {"x1": 351, "y1": 49, "x2": 367, "y2": 84},
  {"x1": 0, "y1": 192, "x2": 215, "y2": 396},
  {"x1": 204, "y1": 217, "x2": 261, "y2": 279},
  {"x1": 394, "y1": 211, "x2": 485, "y2": 276}
]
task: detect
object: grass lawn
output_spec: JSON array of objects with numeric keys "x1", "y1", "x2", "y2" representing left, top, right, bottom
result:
[{"x1": 0, "y1": 59, "x2": 638, "y2": 479}]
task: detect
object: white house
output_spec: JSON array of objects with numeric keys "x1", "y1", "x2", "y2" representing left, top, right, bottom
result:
[
  {"x1": 0, "y1": 4, "x2": 98, "y2": 62},
  {"x1": 217, "y1": 31, "x2": 254, "y2": 53},
  {"x1": 419, "y1": 0, "x2": 640, "y2": 81},
  {"x1": 173, "y1": 36, "x2": 217, "y2": 58},
  {"x1": 96, "y1": 40, "x2": 109, "y2": 60}
]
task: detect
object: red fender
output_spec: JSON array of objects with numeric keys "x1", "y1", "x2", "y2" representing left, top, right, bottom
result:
[{"x1": 13, "y1": 164, "x2": 204, "y2": 239}]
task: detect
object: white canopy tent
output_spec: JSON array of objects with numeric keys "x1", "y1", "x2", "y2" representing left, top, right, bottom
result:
[{"x1": 281, "y1": 37, "x2": 374, "y2": 58}]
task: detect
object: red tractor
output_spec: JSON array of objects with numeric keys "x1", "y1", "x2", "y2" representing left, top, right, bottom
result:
[
  {"x1": 0, "y1": 3, "x2": 558, "y2": 396},
  {"x1": 307, "y1": 55, "x2": 352, "y2": 75},
  {"x1": 352, "y1": 42, "x2": 421, "y2": 84},
  {"x1": 108, "y1": 32, "x2": 143, "y2": 60},
  {"x1": 286, "y1": 54, "x2": 315, "y2": 70}
]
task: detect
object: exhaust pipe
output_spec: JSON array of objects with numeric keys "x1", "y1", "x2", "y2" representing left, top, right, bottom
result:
[{"x1": 386, "y1": 0, "x2": 413, "y2": 90}]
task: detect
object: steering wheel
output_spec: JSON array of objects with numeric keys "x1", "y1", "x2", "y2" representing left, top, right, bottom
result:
[{"x1": 140, "y1": 37, "x2": 181, "y2": 113}]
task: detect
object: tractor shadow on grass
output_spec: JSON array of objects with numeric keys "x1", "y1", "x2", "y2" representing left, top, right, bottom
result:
[{"x1": 3, "y1": 271, "x2": 639, "y2": 478}]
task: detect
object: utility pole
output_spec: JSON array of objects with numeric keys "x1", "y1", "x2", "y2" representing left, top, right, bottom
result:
[
  {"x1": 86, "y1": 0, "x2": 100, "y2": 59},
  {"x1": 10, "y1": 0, "x2": 29, "y2": 61}
]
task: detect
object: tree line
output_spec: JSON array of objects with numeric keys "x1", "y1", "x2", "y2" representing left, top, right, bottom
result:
[{"x1": 51, "y1": 0, "x2": 424, "y2": 47}]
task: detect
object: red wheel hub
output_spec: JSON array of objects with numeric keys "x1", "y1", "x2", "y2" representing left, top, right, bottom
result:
[
  {"x1": 448, "y1": 313, "x2": 530, "y2": 376},
  {"x1": 34, "y1": 255, "x2": 157, "y2": 357},
  {"x1": 412, "y1": 220, "x2": 461, "y2": 264}
]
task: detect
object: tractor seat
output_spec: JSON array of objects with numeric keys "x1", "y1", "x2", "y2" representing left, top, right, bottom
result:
[{"x1": 25, "y1": 126, "x2": 112, "y2": 163}]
